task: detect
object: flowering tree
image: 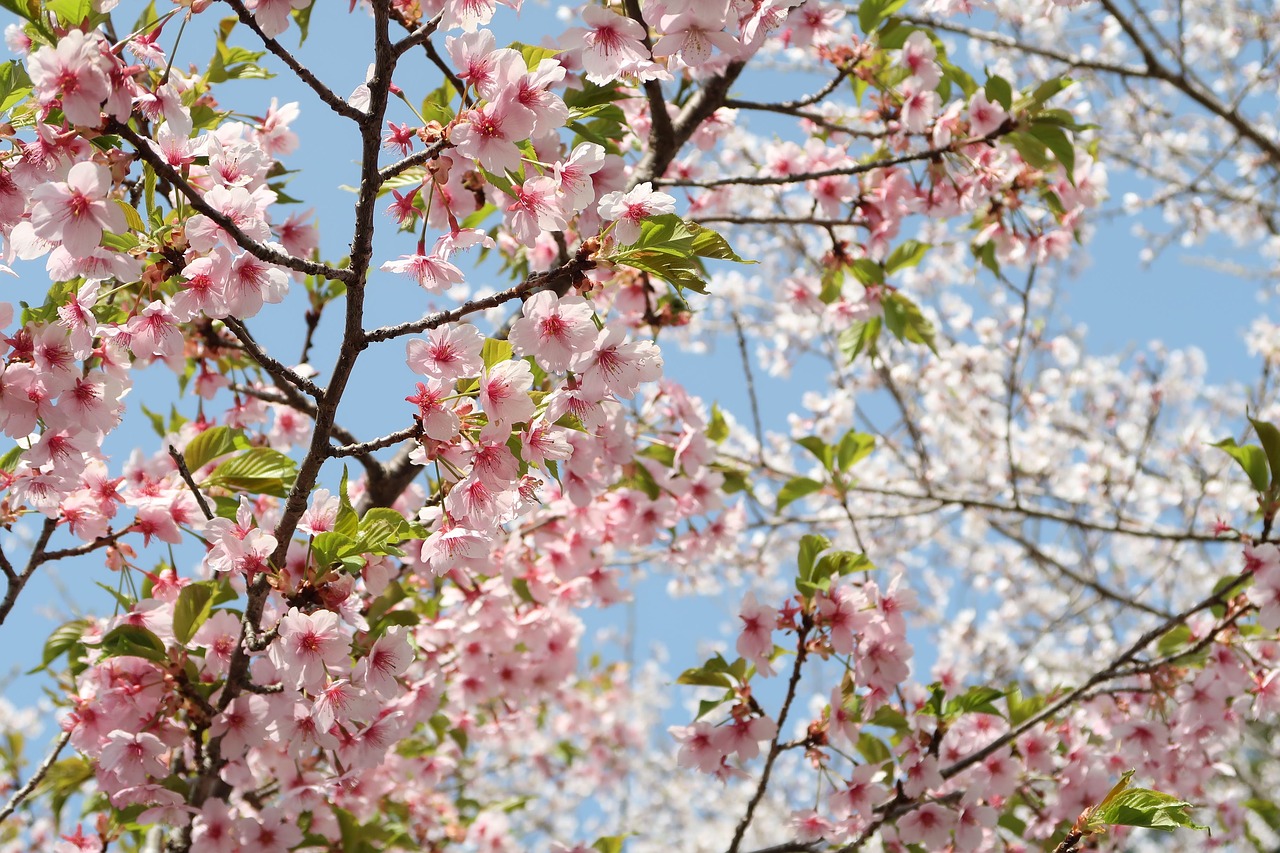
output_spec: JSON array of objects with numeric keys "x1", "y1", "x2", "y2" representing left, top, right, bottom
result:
[{"x1": 0, "y1": 0, "x2": 1275, "y2": 851}]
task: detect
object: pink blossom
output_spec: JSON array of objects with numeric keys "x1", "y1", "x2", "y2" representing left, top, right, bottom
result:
[
  {"x1": 553, "y1": 142, "x2": 607, "y2": 214},
  {"x1": 652, "y1": 2, "x2": 740, "y2": 66},
  {"x1": 298, "y1": 488, "x2": 340, "y2": 535},
  {"x1": 246, "y1": 0, "x2": 311, "y2": 38},
  {"x1": 505, "y1": 175, "x2": 568, "y2": 247},
  {"x1": 125, "y1": 301, "x2": 182, "y2": 358},
  {"x1": 828, "y1": 763, "x2": 888, "y2": 821},
  {"x1": 99, "y1": 730, "x2": 168, "y2": 786},
  {"x1": 968, "y1": 91, "x2": 1008, "y2": 137},
  {"x1": 406, "y1": 324, "x2": 485, "y2": 381},
  {"x1": 29, "y1": 161, "x2": 125, "y2": 258},
  {"x1": 381, "y1": 251, "x2": 464, "y2": 293},
  {"x1": 28, "y1": 30, "x2": 112, "y2": 126},
  {"x1": 597, "y1": 182, "x2": 677, "y2": 245},
  {"x1": 736, "y1": 591, "x2": 778, "y2": 677},
  {"x1": 572, "y1": 324, "x2": 664, "y2": 400},
  {"x1": 895, "y1": 802, "x2": 955, "y2": 848},
  {"x1": 509, "y1": 291, "x2": 598, "y2": 372},
  {"x1": 563, "y1": 5, "x2": 653, "y2": 84},
  {"x1": 452, "y1": 94, "x2": 536, "y2": 175},
  {"x1": 268, "y1": 607, "x2": 351, "y2": 692},
  {"x1": 479, "y1": 359, "x2": 536, "y2": 426},
  {"x1": 354, "y1": 626, "x2": 414, "y2": 697}
]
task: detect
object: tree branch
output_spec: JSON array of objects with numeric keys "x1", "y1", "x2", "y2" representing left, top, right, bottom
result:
[
  {"x1": 726, "y1": 617, "x2": 812, "y2": 853},
  {"x1": 109, "y1": 120, "x2": 347, "y2": 282},
  {"x1": 168, "y1": 445, "x2": 215, "y2": 521},
  {"x1": 0, "y1": 729, "x2": 71, "y2": 825}
]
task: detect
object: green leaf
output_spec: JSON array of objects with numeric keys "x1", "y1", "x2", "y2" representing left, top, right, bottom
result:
[
  {"x1": 1211, "y1": 437, "x2": 1270, "y2": 492},
  {"x1": 482, "y1": 338, "x2": 513, "y2": 370},
  {"x1": 608, "y1": 214, "x2": 714, "y2": 294},
  {"x1": 292, "y1": 2, "x2": 314, "y2": 43},
  {"x1": 847, "y1": 258, "x2": 884, "y2": 286},
  {"x1": 795, "y1": 435, "x2": 834, "y2": 469},
  {"x1": 676, "y1": 666, "x2": 733, "y2": 689},
  {"x1": 1249, "y1": 415, "x2": 1280, "y2": 489},
  {"x1": 114, "y1": 198, "x2": 146, "y2": 234},
  {"x1": 205, "y1": 43, "x2": 273, "y2": 84},
  {"x1": 778, "y1": 476, "x2": 824, "y2": 511},
  {"x1": 94, "y1": 624, "x2": 167, "y2": 663},
  {"x1": 182, "y1": 426, "x2": 246, "y2": 473},
  {"x1": 0, "y1": 445, "x2": 20, "y2": 473},
  {"x1": 172, "y1": 581, "x2": 217, "y2": 646},
  {"x1": 984, "y1": 75, "x2": 1013, "y2": 111},
  {"x1": 354, "y1": 508, "x2": 425, "y2": 559},
  {"x1": 859, "y1": 0, "x2": 907, "y2": 33},
  {"x1": 1006, "y1": 130, "x2": 1053, "y2": 171},
  {"x1": 592, "y1": 836, "x2": 627, "y2": 853},
  {"x1": 881, "y1": 293, "x2": 937, "y2": 352},
  {"x1": 335, "y1": 467, "x2": 359, "y2": 539},
  {"x1": 707, "y1": 404, "x2": 729, "y2": 443},
  {"x1": 38, "y1": 756, "x2": 93, "y2": 823},
  {"x1": 884, "y1": 240, "x2": 930, "y2": 274},
  {"x1": 0, "y1": 60, "x2": 31, "y2": 114},
  {"x1": 1005, "y1": 687, "x2": 1045, "y2": 726},
  {"x1": 47, "y1": 0, "x2": 92, "y2": 25},
  {"x1": 944, "y1": 685, "x2": 1007, "y2": 719},
  {"x1": 1022, "y1": 77, "x2": 1075, "y2": 111},
  {"x1": 815, "y1": 550, "x2": 875, "y2": 579},
  {"x1": 511, "y1": 41, "x2": 561, "y2": 69},
  {"x1": 1028, "y1": 122, "x2": 1076, "y2": 183},
  {"x1": 857, "y1": 732, "x2": 892, "y2": 764},
  {"x1": 206, "y1": 447, "x2": 298, "y2": 497},
  {"x1": 688, "y1": 222, "x2": 753, "y2": 265},
  {"x1": 1091, "y1": 789, "x2": 1208, "y2": 833},
  {"x1": 29, "y1": 618, "x2": 89, "y2": 674},
  {"x1": 797, "y1": 533, "x2": 831, "y2": 582},
  {"x1": 1156, "y1": 624, "x2": 1192, "y2": 659},
  {"x1": 839, "y1": 317, "x2": 883, "y2": 361},
  {"x1": 836, "y1": 431, "x2": 875, "y2": 471}
]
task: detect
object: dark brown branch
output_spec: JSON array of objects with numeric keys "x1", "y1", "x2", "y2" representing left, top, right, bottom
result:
[
  {"x1": 168, "y1": 445, "x2": 215, "y2": 521},
  {"x1": 634, "y1": 59, "x2": 747, "y2": 186},
  {"x1": 363, "y1": 250, "x2": 596, "y2": 344},
  {"x1": 378, "y1": 136, "x2": 452, "y2": 184},
  {"x1": 109, "y1": 120, "x2": 347, "y2": 282},
  {"x1": 179, "y1": 5, "x2": 404, "y2": 846},
  {"x1": 330, "y1": 425, "x2": 419, "y2": 457},
  {"x1": 622, "y1": 0, "x2": 676, "y2": 174},
  {"x1": 221, "y1": 317, "x2": 323, "y2": 400},
  {"x1": 989, "y1": 522, "x2": 1173, "y2": 618},
  {"x1": 33, "y1": 529, "x2": 127, "y2": 566},
  {"x1": 725, "y1": 69, "x2": 849, "y2": 112},
  {"x1": 1095, "y1": 0, "x2": 1280, "y2": 166},
  {"x1": 726, "y1": 617, "x2": 812, "y2": 853},
  {"x1": 391, "y1": 11, "x2": 444, "y2": 58},
  {"x1": 657, "y1": 134, "x2": 999, "y2": 189},
  {"x1": 0, "y1": 519, "x2": 55, "y2": 627}
]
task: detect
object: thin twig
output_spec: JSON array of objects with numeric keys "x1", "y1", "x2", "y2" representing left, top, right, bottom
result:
[
  {"x1": 330, "y1": 425, "x2": 420, "y2": 457},
  {"x1": 221, "y1": 317, "x2": 324, "y2": 400},
  {"x1": 109, "y1": 120, "x2": 347, "y2": 282},
  {"x1": 168, "y1": 445, "x2": 215, "y2": 521},
  {"x1": 0, "y1": 729, "x2": 71, "y2": 824},
  {"x1": 726, "y1": 617, "x2": 812, "y2": 853}
]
